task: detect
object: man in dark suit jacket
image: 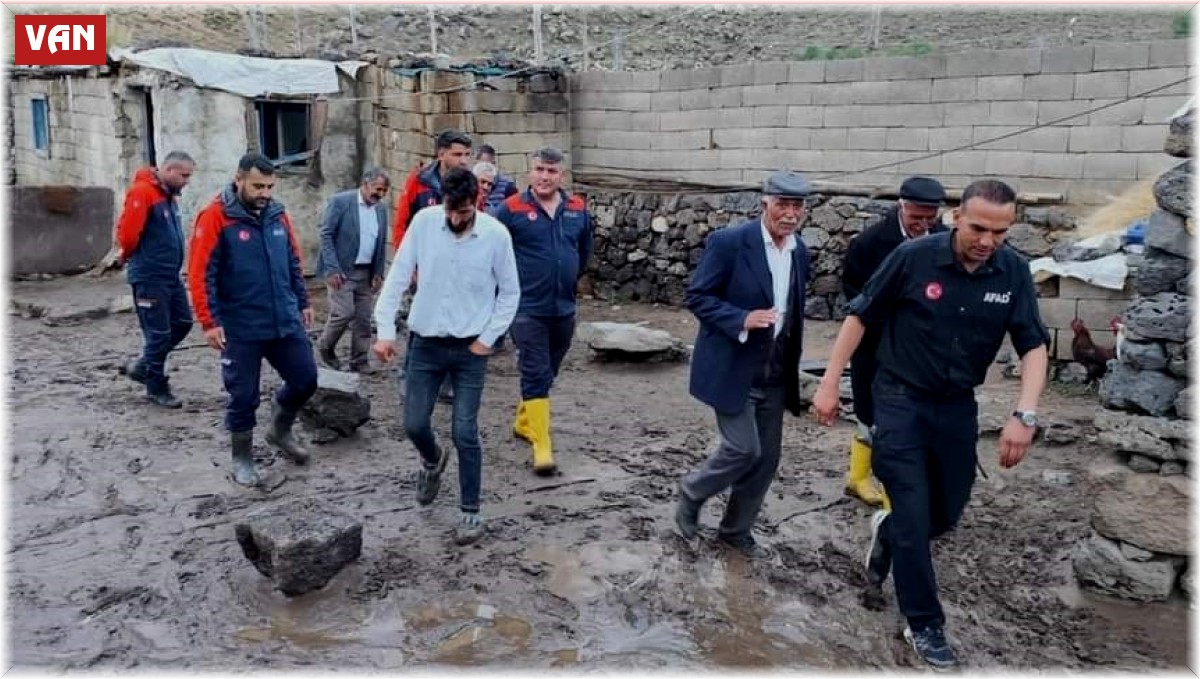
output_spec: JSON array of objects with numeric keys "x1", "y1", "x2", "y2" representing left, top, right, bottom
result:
[
  {"x1": 316, "y1": 168, "x2": 391, "y2": 373},
  {"x1": 675, "y1": 170, "x2": 812, "y2": 560},
  {"x1": 840, "y1": 176, "x2": 946, "y2": 508}
]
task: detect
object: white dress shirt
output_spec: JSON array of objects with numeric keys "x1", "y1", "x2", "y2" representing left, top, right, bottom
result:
[
  {"x1": 373, "y1": 205, "x2": 521, "y2": 347},
  {"x1": 355, "y1": 191, "x2": 380, "y2": 265},
  {"x1": 739, "y1": 219, "x2": 796, "y2": 343}
]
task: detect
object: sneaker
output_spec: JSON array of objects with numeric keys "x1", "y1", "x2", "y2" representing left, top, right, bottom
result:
[
  {"x1": 146, "y1": 389, "x2": 183, "y2": 409},
  {"x1": 717, "y1": 533, "x2": 775, "y2": 560},
  {"x1": 866, "y1": 509, "x2": 892, "y2": 586},
  {"x1": 904, "y1": 625, "x2": 958, "y2": 670},
  {"x1": 415, "y1": 447, "x2": 449, "y2": 506},
  {"x1": 673, "y1": 483, "x2": 703, "y2": 540},
  {"x1": 453, "y1": 511, "x2": 486, "y2": 545}
]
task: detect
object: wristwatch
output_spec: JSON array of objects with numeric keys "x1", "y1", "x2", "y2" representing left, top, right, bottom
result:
[{"x1": 1012, "y1": 410, "x2": 1038, "y2": 428}]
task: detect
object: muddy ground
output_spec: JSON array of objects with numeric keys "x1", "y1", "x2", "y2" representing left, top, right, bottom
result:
[{"x1": 5, "y1": 275, "x2": 1190, "y2": 671}]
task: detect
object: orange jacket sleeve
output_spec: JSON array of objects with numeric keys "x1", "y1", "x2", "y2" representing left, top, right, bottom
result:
[
  {"x1": 187, "y1": 206, "x2": 224, "y2": 331},
  {"x1": 115, "y1": 184, "x2": 153, "y2": 256},
  {"x1": 391, "y1": 166, "x2": 424, "y2": 254}
]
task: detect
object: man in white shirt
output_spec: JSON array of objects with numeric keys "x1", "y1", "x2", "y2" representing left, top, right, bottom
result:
[
  {"x1": 674, "y1": 170, "x2": 812, "y2": 560},
  {"x1": 373, "y1": 167, "x2": 520, "y2": 545},
  {"x1": 316, "y1": 168, "x2": 391, "y2": 373}
]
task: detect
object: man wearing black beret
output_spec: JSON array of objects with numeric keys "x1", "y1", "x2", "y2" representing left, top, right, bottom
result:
[{"x1": 840, "y1": 176, "x2": 947, "y2": 509}]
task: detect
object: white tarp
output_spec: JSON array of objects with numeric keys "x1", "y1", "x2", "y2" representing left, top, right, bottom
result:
[
  {"x1": 1029, "y1": 251, "x2": 1129, "y2": 291},
  {"x1": 110, "y1": 47, "x2": 365, "y2": 98}
]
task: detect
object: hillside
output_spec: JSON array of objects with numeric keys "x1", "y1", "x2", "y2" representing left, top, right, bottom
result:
[{"x1": 7, "y1": 5, "x2": 1186, "y2": 70}]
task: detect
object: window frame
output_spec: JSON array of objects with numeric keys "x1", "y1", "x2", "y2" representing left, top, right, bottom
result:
[
  {"x1": 30, "y1": 95, "x2": 50, "y2": 158},
  {"x1": 254, "y1": 99, "x2": 312, "y2": 170}
]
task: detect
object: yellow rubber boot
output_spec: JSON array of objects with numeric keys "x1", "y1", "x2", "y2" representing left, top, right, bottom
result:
[
  {"x1": 512, "y1": 401, "x2": 534, "y2": 442},
  {"x1": 525, "y1": 397, "x2": 556, "y2": 475},
  {"x1": 845, "y1": 433, "x2": 889, "y2": 508}
]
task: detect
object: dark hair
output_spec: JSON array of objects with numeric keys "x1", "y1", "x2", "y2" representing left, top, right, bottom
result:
[
  {"x1": 478, "y1": 144, "x2": 497, "y2": 157},
  {"x1": 442, "y1": 167, "x2": 478, "y2": 209},
  {"x1": 237, "y1": 152, "x2": 275, "y2": 175},
  {"x1": 436, "y1": 130, "x2": 472, "y2": 151},
  {"x1": 531, "y1": 146, "x2": 564, "y2": 164},
  {"x1": 162, "y1": 150, "x2": 194, "y2": 167},
  {"x1": 961, "y1": 179, "x2": 1016, "y2": 207}
]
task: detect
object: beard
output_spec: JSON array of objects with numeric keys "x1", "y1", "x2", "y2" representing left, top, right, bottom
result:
[{"x1": 446, "y1": 214, "x2": 475, "y2": 234}]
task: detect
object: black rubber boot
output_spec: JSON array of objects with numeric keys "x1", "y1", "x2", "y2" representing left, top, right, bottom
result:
[
  {"x1": 265, "y1": 400, "x2": 310, "y2": 465},
  {"x1": 231, "y1": 430, "x2": 260, "y2": 487}
]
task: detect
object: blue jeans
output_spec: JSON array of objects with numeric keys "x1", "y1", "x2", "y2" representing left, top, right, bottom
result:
[
  {"x1": 221, "y1": 335, "x2": 318, "y2": 432},
  {"x1": 510, "y1": 313, "x2": 575, "y2": 399},
  {"x1": 402, "y1": 334, "x2": 489, "y2": 512},
  {"x1": 871, "y1": 370, "x2": 978, "y2": 633},
  {"x1": 132, "y1": 278, "x2": 193, "y2": 394}
]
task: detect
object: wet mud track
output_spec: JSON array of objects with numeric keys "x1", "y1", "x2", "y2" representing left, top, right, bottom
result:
[{"x1": 6, "y1": 278, "x2": 1189, "y2": 670}]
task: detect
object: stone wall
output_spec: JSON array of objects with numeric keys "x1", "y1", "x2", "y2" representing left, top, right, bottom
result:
[
  {"x1": 1072, "y1": 109, "x2": 1193, "y2": 604},
  {"x1": 569, "y1": 39, "x2": 1193, "y2": 205},
  {"x1": 583, "y1": 187, "x2": 1078, "y2": 315}
]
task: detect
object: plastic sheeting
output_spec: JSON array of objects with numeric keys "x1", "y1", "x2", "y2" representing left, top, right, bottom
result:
[
  {"x1": 1029, "y1": 244, "x2": 1129, "y2": 291},
  {"x1": 111, "y1": 47, "x2": 365, "y2": 98}
]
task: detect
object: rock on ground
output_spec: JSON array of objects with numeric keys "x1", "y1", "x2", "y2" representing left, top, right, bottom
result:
[
  {"x1": 1134, "y1": 248, "x2": 1191, "y2": 297},
  {"x1": 1004, "y1": 223, "x2": 1054, "y2": 258},
  {"x1": 1093, "y1": 410, "x2": 1190, "y2": 461},
  {"x1": 1119, "y1": 340, "x2": 1168, "y2": 372},
  {"x1": 1072, "y1": 532, "x2": 1179, "y2": 602},
  {"x1": 299, "y1": 368, "x2": 371, "y2": 438},
  {"x1": 1127, "y1": 453, "x2": 1162, "y2": 473},
  {"x1": 1099, "y1": 362, "x2": 1187, "y2": 416},
  {"x1": 576, "y1": 322, "x2": 687, "y2": 362},
  {"x1": 234, "y1": 497, "x2": 363, "y2": 597},
  {"x1": 1056, "y1": 362, "x2": 1091, "y2": 385},
  {"x1": 1091, "y1": 470, "x2": 1190, "y2": 556}
]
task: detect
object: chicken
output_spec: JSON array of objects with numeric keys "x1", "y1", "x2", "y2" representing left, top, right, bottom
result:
[{"x1": 1070, "y1": 316, "x2": 1120, "y2": 382}]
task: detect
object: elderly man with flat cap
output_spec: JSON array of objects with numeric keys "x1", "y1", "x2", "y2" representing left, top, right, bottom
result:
[
  {"x1": 840, "y1": 176, "x2": 947, "y2": 509},
  {"x1": 673, "y1": 170, "x2": 812, "y2": 559}
]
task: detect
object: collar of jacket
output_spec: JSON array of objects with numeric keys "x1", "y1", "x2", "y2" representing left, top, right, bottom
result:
[{"x1": 220, "y1": 183, "x2": 284, "y2": 225}]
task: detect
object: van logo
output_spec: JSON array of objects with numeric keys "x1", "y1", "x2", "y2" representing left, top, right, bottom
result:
[
  {"x1": 238, "y1": 230, "x2": 251, "y2": 242},
  {"x1": 983, "y1": 291, "x2": 1011, "y2": 304},
  {"x1": 924, "y1": 281, "x2": 943, "y2": 301},
  {"x1": 527, "y1": 212, "x2": 537, "y2": 221},
  {"x1": 14, "y1": 15, "x2": 106, "y2": 66}
]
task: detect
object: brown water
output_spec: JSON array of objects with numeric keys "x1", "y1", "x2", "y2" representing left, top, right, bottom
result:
[{"x1": 6, "y1": 277, "x2": 1190, "y2": 671}]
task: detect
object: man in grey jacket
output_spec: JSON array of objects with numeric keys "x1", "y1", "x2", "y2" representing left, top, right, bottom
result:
[{"x1": 316, "y1": 168, "x2": 390, "y2": 373}]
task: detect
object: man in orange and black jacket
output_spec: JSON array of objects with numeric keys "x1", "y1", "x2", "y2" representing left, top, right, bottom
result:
[
  {"x1": 115, "y1": 151, "x2": 196, "y2": 409},
  {"x1": 493, "y1": 147, "x2": 593, "y2": 475},
  {"x1": 187, "y1": 153, "x2": 317, "y2": 488}
]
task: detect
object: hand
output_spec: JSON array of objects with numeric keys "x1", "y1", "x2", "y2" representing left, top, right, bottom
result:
[
  {"x1": 811, "y1": 381, "x2": 841, "y2": 426},
  {"x1": 743, "y1": 309, "x2": 778, "y2": 331},
  {"x1": 372, "y1": 275, "x2": 383, "y2": 292},
  {"x1": 373, "y1": 339, "x2": 396, "y2": 363},
  {"x1": 327, "y1": 273, "x2": 345, "y2": 290},
  {"x1": 205, "y1": 327, "x2": 226, "y2": 351},
  {"x1": 998, "y1": 418, "x2": 1035, "y2": 469},
  {"x1": 469, "y1": 340, "x2": 493, "y2": 356},
  {"x1": 302, "y1": 307, "x2": 315, "y2": 330}
]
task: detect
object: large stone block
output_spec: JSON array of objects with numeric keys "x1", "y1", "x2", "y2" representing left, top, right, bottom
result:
[
  {"x1": 1129, "y1": 67, "x2": 1190, "y2": 98},
  {"x1": 1134, "y1": 249, "x2": 1191, "y2": 296},
  {"x1": 1149, "y1": 40, "x2": 1190, "y2": 67},
  {"x1": 1164, "y1": 109, "x2": 1194, "y2": 158},
  {"x1": 1121, "y1": 124, "x2": 1172, "y2": 153},
  {"x1": 1099, "y1": 362, "x2": 1187, "y2": 416},
  {"x1": 976, "y1": 75, "x2": 1024, "y2": 101},
  {"x1": 1072, "y1": 533, "x2": 1179, "y2": 602},
  {"x1": 1123, "y1": 292, "x2": 1191, "y2": 343},
  {"x1": 944, "y1": 102, "x2": 992, "y2": 127},
  {"x1": 1154, "y1": 161, "x2": 1192, "y2": 217},
  {"x1": 1082, "y1": 153, "x2": 1138, "y2": 180},
  {"x1": 1092, "y1": 43, "x2": 1151, "y2": 71},
  {"x1": 1091, "y1": 471, "x2": 1191, "y2": 556},
  {"x1": 1037, "y1": 100, "x2": 1093, "y2": 126},
  {"x1": 235, "y1": 498, "x2": 363, "y2": 597},
  {"x1": 1022, "y1": 73, "x2": 1075, "y2": 101},
  {"x1": 931, "y1": 77, "x2": 976, "y2": 103},
  {"x1": 1145, "y1": 209, "x2": 1192, "y2": 260},
  {"x1": 863, "y1": 54, "x2": 946, "y2": 81},
  {"x1": 1069, "y1": 126, "x2": 1123, "y2": 153},
  {"x1": 1041, "y1": 46, "x2": 1095, "y2": 74},
  {"x1": 1075, "y1": 71, "x2": 1131, "y2": 100},
  {"x1": 300, "y1": 368, "x2": 371, "y2": 440},
  {"x1": 945, "y1": 47, "x2": 1040, "y2": 77}
]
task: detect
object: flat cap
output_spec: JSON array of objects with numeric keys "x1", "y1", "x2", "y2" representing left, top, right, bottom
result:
[
  {"x1": 898, "y1": 176, "x2": 946, "y2": 206},
  {"x1": 762, "y1": 170, "x2": 812, "y2": 199}
]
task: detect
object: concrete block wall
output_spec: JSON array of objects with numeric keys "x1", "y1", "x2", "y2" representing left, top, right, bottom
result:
[
  {"x1": 10, "y1": 76, "x2": 124, "y2": 196},
  {"x1": 362, "y1": 63, "x2": 572, "y2": 217},
  {"x1": 1037, "y1": 277, "x2": 1133, "y2": 361},
  {"x1": 569, "y1": 39, "x2": 1192, "y2": 204}
]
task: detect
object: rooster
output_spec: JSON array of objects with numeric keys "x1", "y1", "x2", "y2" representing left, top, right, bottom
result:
[{"x1": 1070, "y1": 316, "x2": 1122, "y2": 382}]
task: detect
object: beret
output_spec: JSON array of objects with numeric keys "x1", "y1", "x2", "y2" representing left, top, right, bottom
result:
[
  {"x1": 762, "y1": 170, "x2": 812, "y2": 198},
  {"x1": 898, "y1": 176, "x2": 946, "y2": 206}
]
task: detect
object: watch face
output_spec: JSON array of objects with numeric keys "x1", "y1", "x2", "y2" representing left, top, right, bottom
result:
[{"x1": 1020, "y1": 413, "x2": 1037, "y2": 426}]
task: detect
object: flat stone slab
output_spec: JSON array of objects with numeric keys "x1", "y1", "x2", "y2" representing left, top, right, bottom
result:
[
  {"x1": 1091, "y1": 470, "x2": 1191, "y2": 556},
  {"x1": 299, "y1": 368, "x2": 371, "y2": 439},
  {"x1": 576, "y1": 322, "x2": 688, "y2": 363},
  {"x1": 234, "y1": 497, "x2": 363, "y2": 597}
]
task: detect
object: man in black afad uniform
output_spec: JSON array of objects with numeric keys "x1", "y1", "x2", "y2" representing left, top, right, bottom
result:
[
  {"x1": 840, "y1": 177, "x2": 946, "y2": 508},
  {"x1": 813, "y1": 179, "x2": 1050, "y2": 670}
]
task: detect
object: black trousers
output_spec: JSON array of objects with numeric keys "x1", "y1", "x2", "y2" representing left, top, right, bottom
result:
[{"x1": 870, "y1": 370, "x2": 978, "y2": 632}]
